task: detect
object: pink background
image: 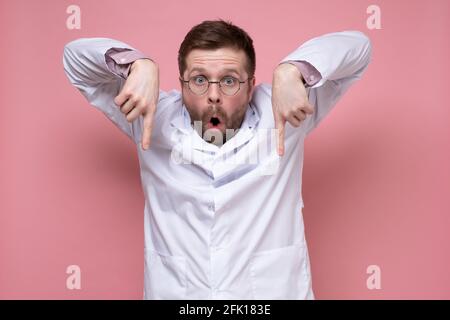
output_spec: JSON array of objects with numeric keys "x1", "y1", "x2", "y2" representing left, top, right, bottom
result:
[{"x1": 1, "y1": 0, "x2": 449, "y2": 299}]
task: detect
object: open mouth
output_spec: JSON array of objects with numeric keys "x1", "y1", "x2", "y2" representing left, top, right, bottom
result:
[
  {"x1": 206, "y1": 116, "x2": 223, "y2": 130},
  {"x1": 210, "y1": 117, "x2": 221, "y2": 126}
]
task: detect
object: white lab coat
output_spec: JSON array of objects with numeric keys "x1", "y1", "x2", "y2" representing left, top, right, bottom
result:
[{"x1": 63, "y1": 31, "x2": 371, "y2": 299}]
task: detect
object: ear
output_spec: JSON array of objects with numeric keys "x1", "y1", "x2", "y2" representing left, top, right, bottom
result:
[
  {"x1": 179, "y1": 77, "x2": 184, "y2": 90},
  {"x1": 248, "y1": 76, "x2": 256, "y2": 98}
]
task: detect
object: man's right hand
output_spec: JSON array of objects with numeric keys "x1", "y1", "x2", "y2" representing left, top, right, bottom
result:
[{"x1": 114, "y1": 59, "x2": 159, "y2": 151}]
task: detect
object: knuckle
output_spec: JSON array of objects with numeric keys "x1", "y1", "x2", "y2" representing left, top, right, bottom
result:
[
  {"x1": 122, "y1": 103, "x2": 132, "y2": 112},
  {"x1": 140, "y1": 104, "x2": 149, "y2": 114},
  {"x1": 291, "y1": 120, "x2": 300, "y2": 127},
  {"x1": 142, "y1": 104, "x2": 153, "y2": 115},
  {"x1": 287, "y1": 110, "x2": 296, "y2": 118},
  {"x1": 129, "y1": 95, "x2": 140, "y2": 104},
  {"x1": 122, "y1": 90, "x2": 132, "y2": 98}
]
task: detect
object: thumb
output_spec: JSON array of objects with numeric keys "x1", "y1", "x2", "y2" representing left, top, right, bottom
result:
[{"x1": 141, "y1": 109, "x2": 154, "y2": 150}]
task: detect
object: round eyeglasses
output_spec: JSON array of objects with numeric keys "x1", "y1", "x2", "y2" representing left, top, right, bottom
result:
[{"x1": 179, "y1": 75, "x2": 253, "y2": 96}]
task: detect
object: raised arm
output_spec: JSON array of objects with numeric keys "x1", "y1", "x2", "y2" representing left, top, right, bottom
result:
[
  {"x1": 63, "y1": 38, "x2": 161, "y2": 150},
  {"x1": 272, "y1": 31, "x2": 372, "y2": 155}
]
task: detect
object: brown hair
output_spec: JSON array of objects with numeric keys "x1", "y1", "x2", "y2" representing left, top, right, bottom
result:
[{"x1": 178, "y1": 19, "x2": 256, "y2": 79}]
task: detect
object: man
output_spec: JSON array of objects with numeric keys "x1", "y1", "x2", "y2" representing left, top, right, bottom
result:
[{"x1": 63, "y1": 19, "x2": 371, "y2": 299}]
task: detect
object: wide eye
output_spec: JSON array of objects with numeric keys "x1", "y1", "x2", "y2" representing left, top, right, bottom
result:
[
  {"x1": 222, "y1": 77, "x2": 236, "y2": 86},
  {"x1": 193, "y1": 76, "x2": 207, "y2": 85}
]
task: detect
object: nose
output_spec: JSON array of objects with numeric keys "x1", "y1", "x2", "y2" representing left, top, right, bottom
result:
[{"x1": 207, "y1": 82, "x2": 222, "y2": 104}]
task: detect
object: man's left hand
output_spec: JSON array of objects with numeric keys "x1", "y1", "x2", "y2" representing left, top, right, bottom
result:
[{"x1": 272, "y1": 63, "x2": 314, "y2": 156}]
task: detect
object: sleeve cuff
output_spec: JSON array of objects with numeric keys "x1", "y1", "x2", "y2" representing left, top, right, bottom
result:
[
  {"x1": 105, "y1": 47, "x2": 152, "y2": 79},
  {"x1": 280, "y1": 60, "x2": 322, "y2": 87}
]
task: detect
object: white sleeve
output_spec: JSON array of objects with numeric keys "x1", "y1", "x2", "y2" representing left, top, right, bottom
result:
[
  {"x1": 280, "y1": 31, "x2": 372, "y2": 135},
  {"x1": 62, "y1": 37, "x2": 167, "y2": 144}
]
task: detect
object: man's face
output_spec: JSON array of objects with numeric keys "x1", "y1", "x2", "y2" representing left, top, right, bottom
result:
[{"x1": 180, "y1": 47, "x2": 256, "y2": 145}]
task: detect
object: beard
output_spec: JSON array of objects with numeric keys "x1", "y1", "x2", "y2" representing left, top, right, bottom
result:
[{"x1": 185, "y1": 103, "x2": 248, "y2": 146}]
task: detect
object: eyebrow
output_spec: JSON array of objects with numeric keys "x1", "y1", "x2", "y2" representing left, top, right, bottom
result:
[{"x1": 189, "y1": 67, "x2": 240, "y2": 76}]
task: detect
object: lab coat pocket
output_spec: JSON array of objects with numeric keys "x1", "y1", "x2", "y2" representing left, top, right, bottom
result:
[
  {"x1": 144, "y1": 249, "x2": 187, "y2": 300},
  {"x1": 249, "y1": 243, "x2": 311, "y2": 299}
]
